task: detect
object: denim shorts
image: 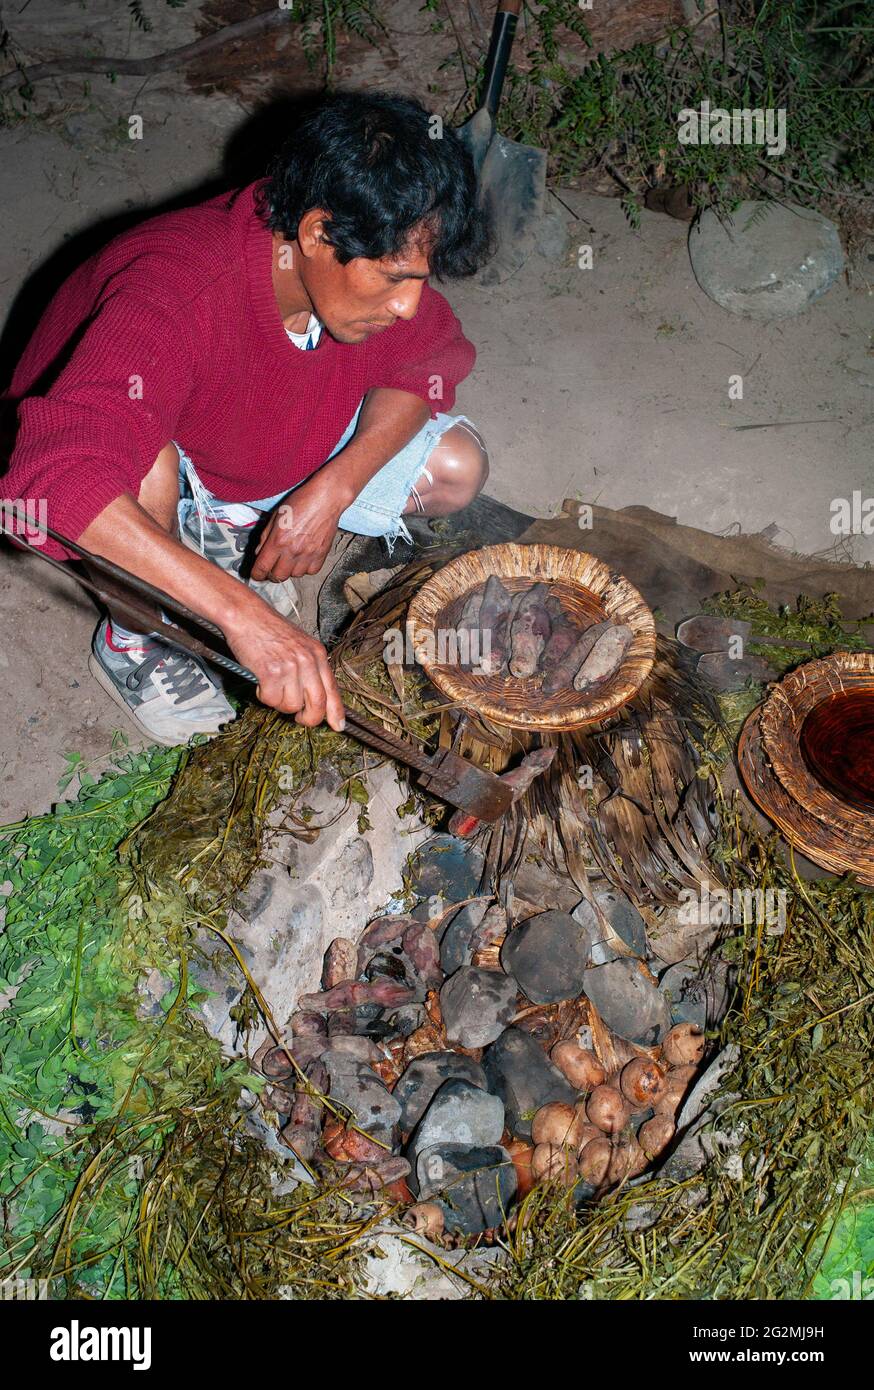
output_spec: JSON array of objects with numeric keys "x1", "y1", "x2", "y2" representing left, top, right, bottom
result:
[{"x1": 176, "y1": 401, "x2": 475, "y2": 553}]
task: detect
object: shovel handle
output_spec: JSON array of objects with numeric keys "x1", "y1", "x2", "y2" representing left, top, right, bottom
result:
[{"x1": 480, "y1": 0, "x2": 522, "y2": 118}]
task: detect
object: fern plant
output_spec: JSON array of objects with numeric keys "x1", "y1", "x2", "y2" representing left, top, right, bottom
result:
[
  {"x1": 295, "y1": 0, "x2": 384, "y2": 77},
  {"x1": 128, "y1": 0, "x2": 188, "y2": 34}
]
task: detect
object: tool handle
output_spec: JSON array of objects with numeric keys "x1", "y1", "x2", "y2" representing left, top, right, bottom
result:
[
  {"x1": 41, "y1": 523, "x2": 233, "y2": 643},
  {"x1": 342, "y1": 710, "x2": 436, "y2": 775},
  {"x1": 480, "y1": 0, "x2": 521, "y2": 118},
  {"x1": 182, "y1": 644, "x2": 433, "y2": 774}
]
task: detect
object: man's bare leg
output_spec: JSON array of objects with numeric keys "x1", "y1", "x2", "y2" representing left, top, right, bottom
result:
[{"x1": 403, "y1": 421, "x2": 489, "y2": 518}]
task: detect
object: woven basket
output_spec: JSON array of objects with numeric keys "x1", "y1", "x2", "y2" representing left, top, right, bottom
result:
[
  {"x1": 738, "y1": 651, "x2": 874, "y2": 887},
  {"x1": 759, "y1": 652, "x2": 874, "y2": 840},
  {"x1": 406, "y1": 543, "x2": 656, "y2": 732}
]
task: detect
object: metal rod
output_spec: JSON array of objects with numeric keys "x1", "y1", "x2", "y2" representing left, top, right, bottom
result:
[{"x1": 4, "y1": 521, "x2": 513, "y2": 811}]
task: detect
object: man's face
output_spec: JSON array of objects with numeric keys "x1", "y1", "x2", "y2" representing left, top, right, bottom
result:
[{"x1": 301, "y1": 222, "x2": 432, "y2": 345}]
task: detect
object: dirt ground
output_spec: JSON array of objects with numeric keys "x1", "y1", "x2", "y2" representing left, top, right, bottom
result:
[{"x1": 1, "y1": 0, "x2": 872, "y2": 822}]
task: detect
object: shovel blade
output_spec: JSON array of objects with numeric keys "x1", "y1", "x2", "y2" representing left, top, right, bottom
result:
[
  {"x1": 458, "y1": 110, "x2": 547, "y2": 285},
  {"x1": 456, "y1": 106, "x2": 495, "y2": 177},
  {"x1": 477, "y1": 133, "x2": 547, "y2": 285}
]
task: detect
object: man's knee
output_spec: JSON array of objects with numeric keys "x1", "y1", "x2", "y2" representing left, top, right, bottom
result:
[{"x1": 432, "y1": 421, "x2": 489, "y2": 506}]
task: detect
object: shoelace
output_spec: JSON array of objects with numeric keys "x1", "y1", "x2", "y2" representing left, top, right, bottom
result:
[{"x1": 126, "y1": 648, "x2": 215, "y2": 705}]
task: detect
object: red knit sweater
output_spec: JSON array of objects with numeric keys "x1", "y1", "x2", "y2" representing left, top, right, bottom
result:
[{"x1": 3, "y1": 182, "x2": 475, "y2": 559}]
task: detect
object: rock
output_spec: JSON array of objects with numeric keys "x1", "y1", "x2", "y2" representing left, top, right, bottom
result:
[
  {"x1": 415, "y1": 1144, "x2": 517, "y2": 1232},
  {"x1": 676, "y1": 1045, "x2": 741, "y2": 1131},
  {"x1": 322, "y1": 937, "x2": 359, "y2": 989},
  {"x1": 440, "y1": 968, "x2": 517, "y2": 1048},
  {"x1": 644, "y1": 905, "x2": 718, "y2": 966},
  {"x1": 322, "y1": 1051, "x2": 401, "y2": 1142},
  {"x1": 386, "y1": 1003, "x2": 426, "y2": 1038},
  {"x1": 500, "y1": 910, "x2": 592, "y2": 1004},
  {"x1": 236, "y1": 869, "x2": 275, "y2": 922},
  {"x1": 359, "y1": 1222, "x2": 506, "y2": 1298},
  {"x1": 393, "y1": 1051, "x2": 488, "y2": 1133},
  {"x1": 659, "y1": 1047, "x2": 743, "y2": 1183},
  {"x1": 207, "y1": 760, "x2": 427, "y2": 1056},
  {"x1": 658, "y1": 959, "x2": 735, "y2": 1029},
  {"x1": 688, "y1": 201, "x2": 844, "y2": 320},
  {"x1": 407, "y1": 834, "x2": 485, "y2": 905},
  {"x1": 137, "y1": 968, "x2": 173, "y2": 1019},
  {"x1": 509, "y1": 854, "x2": 582, "y2": 915},
  {"x1": 660, "y1": 1101, "x2": 744, "y2": 1184},
  {"x1": 401, "y1": 921, "x2": 443, "y2": 991},
  {"x1": 339, "y1": 836, "x2": 375, "y2": 897},
  {"x1": 697, "y1": 651, "x2": 775, "y2": 693},
  {"x1": 439, "y1": 900, "x2": 489, "y2": 975},
  {"x1": 328, "y1": 1004, "x2": 386, "y2": 1036},
  {"x1": 535, "y1": 207, "x2": 571, "y2": 262},
  {"x1": 482, "y1": 1028, "x2": 577, "y2": 1139},
  {"x1": 588, "y1": 888, "x2": 648, "y2": 964},
  {"x1": 582, "y1": 958, "x2": 671, "y2": 1046},
  {"x1": 408, "y1": 1081, "x2": 504, "y2": 1167},
  {"x1": 322, "y1": 1035, "x2": 383, "y2": 1063}
]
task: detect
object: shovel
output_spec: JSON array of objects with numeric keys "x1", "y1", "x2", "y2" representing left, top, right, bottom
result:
[
  {"x1": 457, "y1": 0, "x2": 548, "y2": 285},
  {"x1": 5, "y1": 522, "x2": 534, "y2": 823}
]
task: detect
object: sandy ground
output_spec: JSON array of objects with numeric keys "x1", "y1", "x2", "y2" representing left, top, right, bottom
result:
[{"x1": 1, "y1": 1, "x2": 872, "y2": 821}]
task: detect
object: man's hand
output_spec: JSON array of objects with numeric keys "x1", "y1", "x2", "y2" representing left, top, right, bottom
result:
[
  {"x1": 251, "y1": 471, "x2": 347, "y2": 581},
  {"x1": 225, "y1": 601, "x2": 346, "y2": 730},
  {"x1": 80, "y1": 491, "x2": 346, "y2": 731},
  {"x1": 251, "y1": 388, "x2": 431, "y2": 582}
]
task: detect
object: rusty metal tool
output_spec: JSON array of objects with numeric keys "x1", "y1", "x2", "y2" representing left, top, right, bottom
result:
[{"x1": 4, "y1": 521, "x2": 520, "y2": 822}]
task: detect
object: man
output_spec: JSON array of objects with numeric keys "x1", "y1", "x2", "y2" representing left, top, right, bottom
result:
[{"x1": 3, "y1": 93, "x2": 491, "y2": 745}]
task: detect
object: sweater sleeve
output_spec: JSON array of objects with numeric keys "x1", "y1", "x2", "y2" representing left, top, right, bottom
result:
[
  {"x1": 2, "y1": 292, "x2": 194, "y2": 560},
  {"x1": 366, "y1": 285, "x2": 475, "y2": 416}
]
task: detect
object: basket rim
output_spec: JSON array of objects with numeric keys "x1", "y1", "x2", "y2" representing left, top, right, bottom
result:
[
  {"x1": 406, "y1": 542, "x2": 657, "y2": 731},
  {"x1": 759, "y1": 651, "x2": 874, "y2": 835},
  {"x1": 738, "y1": 704, "x2": 874, "y2": 886}
]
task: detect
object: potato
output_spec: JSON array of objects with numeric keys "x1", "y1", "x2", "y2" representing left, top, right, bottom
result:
[
  {"x1": 532, "y1": 1143, "x2": 578, "y2": 1186},
  {"x1": 577, "y1": 1136, "x2": 613, "y2": 1187},
  {"x1": 661, "y1": 1023, "x2": 706, "y2": 1067},
  {"x1": 322, "y1": 1120, "x2": 386, "y2": 1165},
  {"x1": 586, "y1": 1084, "x2": 631, "y2": 1135},
  {"x1": 571, "y1": 1113, "x2": 602, "y2": 1155},
  {"x1": 550, "y1": 1042, "x2": 606, "y2": 1091},
  {"x1": 607, "y1": 1137, "x2": 648, "y2": 1184},
  {"x1": 405, "y1": 1203, "x2": 445, "y2": 1240},
  {"x1": 532, "y1": 1101, "x2": 587, "y2": 1149},
  {"x1": 620, "y1": 1057, "x2": 667, "y2": 1109},
  {"x1": 638, "y1": 1114, "x2": 675, "y2": 1160},
  {"x1": 653, "y1": 1063, "x2": 699, "y2": 1117}
]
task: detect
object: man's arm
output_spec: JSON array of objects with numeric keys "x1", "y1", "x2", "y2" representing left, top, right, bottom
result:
[
  {"x1": 251, "y1": 387, "x2": 429, "y2": 581},
  {"x1": 80, "y1": 494, "x2": 346, "y2": 730}
]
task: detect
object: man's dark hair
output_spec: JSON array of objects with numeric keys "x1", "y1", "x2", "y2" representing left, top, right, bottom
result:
[{"x1": 258, "y1": 92, "x2": 492, "y2": 279}]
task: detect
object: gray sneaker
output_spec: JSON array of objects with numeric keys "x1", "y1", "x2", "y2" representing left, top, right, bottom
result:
[
  {"x1": 180, "y1": 507, "x2": 299, "y2": 619},
  {"x1": 89, "y1": 619, "x2": 235, "y2": 747}
]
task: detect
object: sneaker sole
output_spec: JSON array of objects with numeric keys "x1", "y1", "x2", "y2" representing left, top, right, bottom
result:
[{"x1": 88, "y1": 652, "x2": 217, "y2": 748}]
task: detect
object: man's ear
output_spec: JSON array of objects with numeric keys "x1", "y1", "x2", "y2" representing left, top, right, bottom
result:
[{"x1": 296, "y1": 208, "x2": 334, "y2": 259}]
